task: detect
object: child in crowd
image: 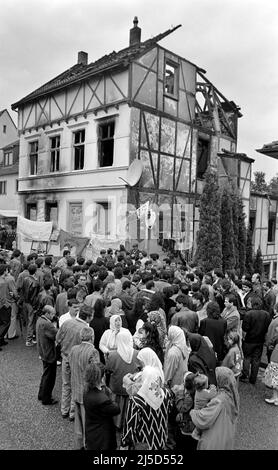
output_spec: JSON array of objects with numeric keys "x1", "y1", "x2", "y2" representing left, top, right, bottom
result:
[
  {"x1": 264, "y1": 326, "x2": 278, "y2": 405},
  {"x1": 191, "y1": 373, "x2": 217, "y2": 440},
  {"x1": 221, "y1": 331, "x2": 243, "y2": 385}
]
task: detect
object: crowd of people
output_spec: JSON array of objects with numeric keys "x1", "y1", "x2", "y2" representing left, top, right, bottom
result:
[{"x1": 0, "y1": 244, "x2": 278, "y2": 451}]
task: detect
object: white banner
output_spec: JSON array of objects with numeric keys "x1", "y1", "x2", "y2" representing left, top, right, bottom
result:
[
  {"x1": 17, "y1": 216, "x2": 53, "y2": 241},
  {"x1": 136, "y1": 201, "x2": 149, "y2": 220}
]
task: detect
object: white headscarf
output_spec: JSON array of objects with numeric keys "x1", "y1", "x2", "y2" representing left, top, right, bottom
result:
[
  {"x1": 167, "y1": 325, "x2": 189, "y2": 359},
  {"x1": 137, "y1": 347, "x2": 164, "y2": 383},
  {"x1": 137, "y1": 366, "x2": 165, "y2": 410},
  {"x1": 109, "y1": 314, "x2": 122, "y2": 330},
  {"x1": 117, "y1": 329, "x2": 134, "y2": 364}
]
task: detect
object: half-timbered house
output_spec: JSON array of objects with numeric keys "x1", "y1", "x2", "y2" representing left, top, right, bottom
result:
[{"x1": 12, "y1": 18, "x2": 246, "y2": 256}]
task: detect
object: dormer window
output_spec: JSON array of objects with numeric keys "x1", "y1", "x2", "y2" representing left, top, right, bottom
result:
[{"x1": 164, "y1": 61, "x2": 179, "y2": 97}]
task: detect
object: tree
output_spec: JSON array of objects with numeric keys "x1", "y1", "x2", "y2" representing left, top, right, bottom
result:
[
  {"x1": 231, "y1": 187, "x2": 240, "y2": 271},
  {"x1": 253, "y1": 247, "x2": 264, "y2": 275},
  {"x1": 245, "y1": 225, "x2": 254, "y2": 275},
  {"x1": 194, "y1": 168, "x2": 222, "y2": 271},
  {"x1": 268, "y1": 173, "x2": 278, "y2": 196},
  {"x1": 220, "y1": 186, "x2": 235, "y2": 273},
  {"x1": 237, "y1": 198, "x2": 247, "y2": 276},
  {"x1": 251, "y1": 171, "x2": 268, "y2": 193}
]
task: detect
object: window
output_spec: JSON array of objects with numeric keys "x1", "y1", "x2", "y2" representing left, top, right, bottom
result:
[
  {"x1": 96, "y1": 202, "x2": 111, "y2": 235},
  {"x1": 45, "y1": 202, "x2": 58, "y2": 224},
  {"x1": 98, "y1": 120, "x2": 115, "y2": 167},
  {"x1": 4, "y1": 151, "x2": 13, "y2": 166},
  {"x1": 26, "y1": 203, "x2": 37, "y2": 220},
  {"x1": 249, "y1": 211, "x2": 256, "y2": 233},
  {"x1": 197, "y1": 137, "x2": 210, "y2": 179},
  {"x1": 0, "y1": 181, "x2": 7, "y2": 195},
  {"x1": 3, "y1": 125, "x2": 6, "y2": 134},
  {"x1": 29, "y1": 141, "x2": 38, "y2": 175},
  {"x1": 73, "y1": 129, "x2": 85, "y2": 170},
  {"x1": 15, "y1": 179, "x2": 18, "y2": 192},
  {"x1": 164, "y1": 61, "x2": 178, "y2": 97},
  {"x1": 268, "y1": 212, "x2": 276, "y2": 243},
  {"x1": 50, "y1": 136, "x2": 60, "y2": 172}
]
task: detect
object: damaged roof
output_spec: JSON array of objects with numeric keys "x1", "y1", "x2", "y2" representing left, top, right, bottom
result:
[
  {"x1": 256, "y1": 141, "x2": 278, "y2": 160},
  {"x1": 12, "y1": 24, "x2": 193, "y2": 110}
]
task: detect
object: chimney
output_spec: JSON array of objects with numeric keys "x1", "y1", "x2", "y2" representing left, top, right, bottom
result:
[
  {"x1": 77, "y1": 51, "x2": 88, "y2": 65},
  {"x1": 129, "y1": 16, "x2": 141, "y2": 46}
]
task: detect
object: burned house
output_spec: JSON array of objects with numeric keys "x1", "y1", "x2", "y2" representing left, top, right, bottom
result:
[{"x1": 12, "y1": 18, "x2": 246, "y2": 256}]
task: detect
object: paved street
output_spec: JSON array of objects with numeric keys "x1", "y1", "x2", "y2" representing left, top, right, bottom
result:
[{"x1": 0, "y1": 334, "x2": 278, "y2": 450}]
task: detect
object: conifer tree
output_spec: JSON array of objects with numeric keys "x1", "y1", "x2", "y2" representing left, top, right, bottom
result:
[
  {"x1": 245, "y1": 225, "x2": 254, "y2": 275},
  {"x1": 253, "y1": 247, "x2": 264, "y2": 275},
  {"x1": 237, "y1": 198, "x2": 247, "y2": 276},
  {"x1": 231, "y1": 187, "x2": 240, "y2": 271},
  {"x1": 220, "y1": 186, "x2": 235, "y2": 273},
  {"x1": 194, "y1": 168, "x2": 222, "y2": 271}
]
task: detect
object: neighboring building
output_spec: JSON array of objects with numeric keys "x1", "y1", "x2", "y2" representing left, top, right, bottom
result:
[
  {"x1": 0, "y1": 110, "x2": 19, "y2": 227},
  {"x1": 12, "y1": 18, "x2": 244, "y2": 256},
  {"x1": 249, "y1": 192, "x2": 278, "y2": 280},
  {"x1": 0, "y1": 140, "x2": 19, "y2": 225},
  {"x1": 254, "y1": 141, "x2": 278, "y2": 279}
]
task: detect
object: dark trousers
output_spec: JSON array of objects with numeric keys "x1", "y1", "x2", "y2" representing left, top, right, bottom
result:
[
  {"x1": 242, "y1": 342, "x2": 264, "y2": 384},
  {"x1": 0, "y1": 306, "x2": 11, "y2": 344},
  {"x1": 38, "y1": 360, "x2": 57, "y2": 404}
]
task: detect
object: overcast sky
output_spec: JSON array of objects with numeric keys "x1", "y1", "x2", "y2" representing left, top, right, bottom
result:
[{"x1": 1, "y1": 0, "x2": 277, "y2": 181}]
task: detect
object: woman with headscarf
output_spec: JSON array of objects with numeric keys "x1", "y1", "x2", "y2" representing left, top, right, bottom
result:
[
  {"x1": 190, "y1": 366, "x2": 240, "y2": 450},
  {"x1": 188, "y1": 333, "x2": 217, "y2": 386},
  {"x1": 121, "y1": 366, "x2": 171, "y2": 450},
  {"x1": 105, "y1": 329, "x2": 139, "y2": 430},
  {"x1": 99, "y1": 314, "x2": 125, "y2": 357},
  {"x1": 103, "y1": 275, "x2": 116, "y2": 309},
  {"x1": 106, "y1": 298, "x2": 128, "y2": 328},
  {"x1": 123, "y1": 347, "x2": 164, "y2": 396},
  {"x1": 147, "y1": 310, "x2": 168, "y2": 350},
  {"x1": 164, "y1": 326, "x2": 190, "y2": 388},
  {"x1": 89, "y1": 299, "x2": 109, "y2": 364},
  {"x1": 199, "y1": 301, "x2": 227, "y2": 363}
]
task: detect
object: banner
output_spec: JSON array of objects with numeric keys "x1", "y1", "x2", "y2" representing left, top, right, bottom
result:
[
  {"x1": 17, "y1": 216, "x2": 53, "y2": 241},
  {"x1": 59, "y1": 229, "x2": 90, "y2": 257},
  {"x1": 88, "y1": 235, "x2": 125, "y2": 261},
  {"x1": 135, "y1": 201, "x2": 149, "y2": 220}
]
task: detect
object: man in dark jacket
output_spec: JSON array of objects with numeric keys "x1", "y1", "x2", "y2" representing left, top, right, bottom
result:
[
  {"x1": 240, "y1": 296, "x2": 271, "y2": 384},
  {"x1": 22, "y1": 264, "x2": 41, "y2": 346},
  {"x1": 36, "y1": 305, "x2": 58, "y2": 405},
  {"x1": 263, "y1": 280, "x2": 276, "y2": 319}
]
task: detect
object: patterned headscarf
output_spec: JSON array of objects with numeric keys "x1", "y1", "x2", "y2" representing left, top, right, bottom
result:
[
  {"x1": 109, "y1": 299, "x2": 123, "y2": 316},
  {"x1": 216, "y1": 366, "x2": 240, "y2": 423},
  {"x1": 137, "y1": 347, "x2": 164, "y2": 383},
  {"x1": 137, "y1": 366, "x2": 165, "y2": 410},
  {"x1": 117, "y1": 329, "x2": 134, "y2": 364}
]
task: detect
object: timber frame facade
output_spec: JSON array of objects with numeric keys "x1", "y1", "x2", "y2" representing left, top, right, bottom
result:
[{"x1": 12, "y1": 19, "x2": 245, "y2": 256}]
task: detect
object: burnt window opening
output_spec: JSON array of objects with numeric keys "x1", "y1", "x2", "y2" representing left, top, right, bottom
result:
[
  {"x1": 15, "y1": 179, "x2": 18, "y2": 192},
  {"x1": 26, "y1": 203, "x2": 37, "y2": 221},
  {"x1": 50, "y1": 136, "x2": 60, "y2": 172},
  {"x1": 45, "y1": 202, "x2": 58, "y2": 224},
  {"x1": 164, "y1": 61, "x2": 178, "y2": 97},
  {"x1": 268, "y1": 212, "x2": 276, "y2": 243},
  {"x1": 197, "y1": 137, "x2": 210, "y2": 179},
  {"x1": 249, "y1": 211, "x2": 256, "y2": 234},
  {"x1": 3, "y1": 125, "x2": 6, "y2": 134},
  {"x1": 73, "y1": 129, "x2": 85, "y2": 170},
  {"x1": 98, "y1": 120, "x2": 115, "y2": 167},
  {"x1": 4, "y1": 151, "x2": 13, "y2": 166},
  {"x1": 0, "y1": 181, "x2": 7, "y2": 195},
  {"x1": 96, "y1": 201, "x2": 111, "y2": 235},
  {"x1": 29, "y1": 141, "x2": 38, "y2": 175}
]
